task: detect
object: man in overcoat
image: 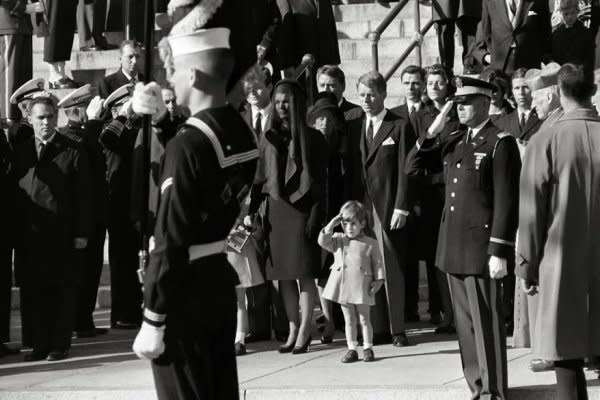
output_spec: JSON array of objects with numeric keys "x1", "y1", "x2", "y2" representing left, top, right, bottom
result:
[
  {"x1": 345, "y1": 70, "x2": 415, "y2": 346},
  {"x1": 431, "y1": 0, "x2": 481, "y2": 71},
  {"x1": 406, "y1": 76, "x2": 521, "y2": 399},
  {"x1": 13, "y1": 95, "x2": 92, "y2": 361},
  {"x1": 517, "y1": 63, "x2": 600, "y2": 400},
  {"x1": 472, "y1": 0, "x2": 552, "y2": 74},
  {"x1": 57, "y1": 86, "x2": 109, "y2": 338}
]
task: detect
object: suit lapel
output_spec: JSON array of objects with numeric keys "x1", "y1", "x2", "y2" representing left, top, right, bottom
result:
[
  {"x1": 514, "y1": 0, "x2": 534, "y2": 29},
  {"x1": 359, "y1": 117, "x2": 368, "y2": 165},
  {"x1": 498, "y1": 0, "x2": 514, "y2": 30},
  {"x1": 366, "y1": 117, "x2": 393, "y2": 164},
  {"x1": 521, "y1": 112, "x2": 539, "y2": 138}
]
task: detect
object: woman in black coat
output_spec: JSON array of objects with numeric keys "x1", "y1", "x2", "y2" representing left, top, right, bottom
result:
[{"x1": 249, "y1": 80, "x2": 328, "y2": 353}]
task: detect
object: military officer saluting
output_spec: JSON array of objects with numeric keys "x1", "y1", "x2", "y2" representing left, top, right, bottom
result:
[
  {"x1": 131, "y1": 26, "x2": 258, "y2": 400},
  {"x1": 7, "y1": 78, "x2": 46, "y2": 146},
  {"x1": 57, "y1": 85, "x2": 109, "y2": 338},
  {"x1": 407, "y1": 76, "x2": 521, "y2": 400}
]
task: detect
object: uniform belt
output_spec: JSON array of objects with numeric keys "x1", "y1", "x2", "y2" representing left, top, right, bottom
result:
[{"x1": 188, "y1": 240, "x2": 227, "y2": 262}]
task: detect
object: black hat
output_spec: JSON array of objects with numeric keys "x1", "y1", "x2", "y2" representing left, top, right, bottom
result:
[
  {"x1": 453, "y1": 76, "x2": 496, "y2": 103},
  {"x1": 306, "y1": 92, "x2": 343, "y2": 123}
]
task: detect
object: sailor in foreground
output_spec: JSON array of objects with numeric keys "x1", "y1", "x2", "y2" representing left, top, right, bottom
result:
[
  {"x1": 131, "y1": 26, "x2": 259, "y2": 400},
  {"x1": 406, "y1": 76, "x2": 521, "y2": 400}
]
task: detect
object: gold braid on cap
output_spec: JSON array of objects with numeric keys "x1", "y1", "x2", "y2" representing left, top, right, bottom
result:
[{"x1": 168, "y1": 0, "x2": 223, "y2": 36}]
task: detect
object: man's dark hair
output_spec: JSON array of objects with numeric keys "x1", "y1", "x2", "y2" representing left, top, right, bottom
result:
[
  {"x1": 357, "y1": 70, "x2": 387, "y2": 94},
  {"x1": 29, "y1": 96, "x2": 57, "y2": 113},
  {"x1": 119, "y1": 40, "x2": 140, "y2": 54},
  {"x1": 558, "y1": 63, "x2": 595, "y2": 103},
  {"x1": 317, "y1": 65, "x2": 346, "y2": 87},
  {"x1": 512, "y1": 68, "x2": 528, "y2": 81},
  {"x1": 401, "y1": 65, "x2": 426, "y2": 82}
]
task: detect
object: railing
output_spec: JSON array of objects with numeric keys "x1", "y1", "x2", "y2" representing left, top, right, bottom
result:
[
  {"x1": 369, "y1": 0, "x2": 435, "y2": 81},
  {"x1": 292, "y1": 54, "x2": 316, "y2": 106}
]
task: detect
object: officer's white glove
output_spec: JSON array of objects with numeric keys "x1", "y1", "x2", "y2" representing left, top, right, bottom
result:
[
  {"x1": 132, "y1": 82, "x2": 167, "y2": 123},
  {"x1": 426, "y1": 101, "x2": 454, "y2": 139},
  {"x1": 488, "y1": 256, "x2": 508, "y2": 279},
  {"x1": 86, "y1": 96, "x2": 105, "y2": 120},
  {"x1": 132, "y1": 321, "x2": 165, "y2": 360}
]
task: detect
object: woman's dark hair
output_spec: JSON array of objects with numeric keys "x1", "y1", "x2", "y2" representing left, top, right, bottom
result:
[{"x1": 425, "y1": 64, "x2": 454, "y2": 97}]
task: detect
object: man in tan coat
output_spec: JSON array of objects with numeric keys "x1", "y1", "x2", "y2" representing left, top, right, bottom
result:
[{"x1": 517, "y1": 63, "x2": 600, "y2": 400}]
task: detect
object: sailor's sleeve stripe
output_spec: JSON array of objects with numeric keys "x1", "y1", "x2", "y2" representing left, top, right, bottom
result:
[
  {"x1": 490, "y1": 237, "x2": 515, "y2": 246},
  {"x1": 143, "y1": 308, "x2": 166, "y2": 324}
]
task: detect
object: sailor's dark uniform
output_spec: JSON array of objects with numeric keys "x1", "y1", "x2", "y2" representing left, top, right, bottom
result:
[{"x1": 142, "y1": 105, "x2": 258, "y2": 400}]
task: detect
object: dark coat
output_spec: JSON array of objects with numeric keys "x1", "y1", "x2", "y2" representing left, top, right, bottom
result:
[
  {"x1": 472, "y1": 0, "x2": 552, "y2": 73},
  {"x1": 0, "y1": 0, "x2": 32, "y2": 35},
  {"x1": 12, "y1": 132, "x2": 92, "y2": 287},
  {"x1": 98, "y1": 116, "x2": 138, "y2": 221},
  {"x1": 551, "y1": 21, "x2": 595, "y2": 73},
  {"x1": 42, "y1": 0, "x2": 78, "y2": 63},
  {"x1": 409, "y1": 104, "x2": 460, "y2": 257},
  {"x1": 130, "y1": 114, "x2": 182, "y2": 236},
  {"x1": 406, "y1": 121, "x2": 521, "y2": 275},
  {"x1": 431, "y1": 0, "x2": 482, "y2": 21},
  {"x1": 7, "y1": 121, "x2": 33, "y2": 147},
  {"x1": 59, "y1": 120, "x2": 108, "y2": 227},
  {"x1": 491, "y1": 109, "x2": 542, "y2": 141},
  {"x1": 278, "y1": 0, "x2": 341, "y2": 68},
  {"x1": 339, "y1": 98, "x2": 362, "y2": 122},
  {"x1": 98, "y1": 69, "x2": 141, "y2": 99},
  {"x1": 344, "y1": 110, "x2": 416, "y2": 225},
  {"x1": 390, "y1": 102, "x2": 426, "y2": 138}
]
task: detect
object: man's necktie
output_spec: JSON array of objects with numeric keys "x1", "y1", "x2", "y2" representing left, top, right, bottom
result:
[
  {"x1": 254, "y1": 113, "x2": 263, "y2": 136},
  {"x1": 37, "y1": 141, "x2": 45, "y2": 160},
  {"x1": 520, "y1": 112, "x2": 527, "y2": 130},
  {"x1": 465, "y1": 128, "x2": 473, "y2": 144},
  {"x1": 509, "y1": 0, "x2": 517, "y2": 15},
  {"x1": 366, "y1": 119, "x2": 374, "y2": 148},
  {"x1": 409, "y1": 105, "x2": 417, "y2": 128}
]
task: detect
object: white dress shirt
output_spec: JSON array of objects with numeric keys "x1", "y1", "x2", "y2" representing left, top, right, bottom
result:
[
  {"x1": 365, "y1": 108, "x2": 387, "y2": 139},
  {"x1": 251, "y1": 105, "x2": 271, "y2": 135}
]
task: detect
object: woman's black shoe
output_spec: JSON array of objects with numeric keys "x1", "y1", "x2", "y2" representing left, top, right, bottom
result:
[
  {"x1": 292, "y1": 336, "x2": 311, "y2": 354},
  {"x1": 278, "y1": 342, "x2": 295, "y2": 353},
  {"x1": 320, "y1": 335, "x2": 333, "y2": 344}
]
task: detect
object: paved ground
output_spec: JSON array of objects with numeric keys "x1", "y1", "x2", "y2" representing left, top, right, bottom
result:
[{"x1": 1, "y1": 309, "x2": 599, "y2": 399}]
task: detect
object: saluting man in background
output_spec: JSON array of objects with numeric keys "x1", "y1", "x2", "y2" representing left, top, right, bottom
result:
[{"x1": 407, "y1": 76, "x2": 521, "y2": 400}]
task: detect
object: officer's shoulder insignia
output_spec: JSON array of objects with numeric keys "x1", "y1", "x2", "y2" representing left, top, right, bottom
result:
[
  {"x1": 185, "y1": 117, "x2": 258, "y2": 169},
  {"x1": 497, "y1": 132, "x2": 510, "y2": 139},
  {"x1": 449, "y1": 129, "x2": 461, "y2": 136}
]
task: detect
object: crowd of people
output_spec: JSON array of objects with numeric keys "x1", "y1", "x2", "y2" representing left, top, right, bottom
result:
[{"x1": 0, "y1": 0, "x2": 599, "y2": 400}]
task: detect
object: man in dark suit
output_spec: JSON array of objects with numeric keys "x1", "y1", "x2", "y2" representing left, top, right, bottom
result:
[
  {"x1": 345, "y1": 71, "x2": 416, "y2": 346},
  {"x1": 389, "y1": 64, "x2": 425, "y2": 322},
  {"x1": 99, "y1": 41, "x2": 142, "y2": 99},
  {"x1": 57, "y1": 86, "x2": 109, "y2": 338},
  {"x1": 472, "y1": 0, "x2": 552, "y2": 74},
  {"x1": 492, "y1": 68, "x2": 542, "y2": 142},
  {"x1": 407, "y1": 76, "x2": 521, "y2": 399},
  {"x1": 99, "y1": 84, "x2": 143, "y2": 329},
  {"x1": 13, "y1": 95, "x2": 92, "y2": 361},
  {"x1": 238, "y1": 66, "x2": 289, "y2": 343},
  {"x1": 316, "y1": 65, "x2": 362, "y2": 122}
]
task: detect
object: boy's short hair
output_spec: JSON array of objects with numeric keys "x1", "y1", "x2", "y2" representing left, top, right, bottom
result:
[
  {"x1": 340, "y1": 200, "x2": 367, "y2": 224},
  {"x1": 558, "y1": 63, "x2": 595, "y2": 102},
  {"x1": 242, "y1": 64, "x2": 272, "y2": 89},
  {"x1": 316, "y1": 65, "x2": 346, "y2": 87},
  {"x1": 357, "y1": 71, "x2": 387, "y2": 94}
]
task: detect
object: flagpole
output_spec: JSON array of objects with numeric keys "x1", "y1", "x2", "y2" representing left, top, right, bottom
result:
[{"x1": 137, "y1": 0, "x2": 155, "y2": 284}]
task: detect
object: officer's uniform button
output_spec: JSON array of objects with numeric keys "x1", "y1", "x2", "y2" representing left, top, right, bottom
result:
[
  {"x1": 457, "y1": 163, "x2": 461, "y2": 168},
  {"x1": 450, "y1": 206, "x2": 455, "y2": 212},
  {"x1": 453, "y1": 178, "x2": 458, "y2": 183},
  {"x1": 451, "y1": 192, "x2": 455, "y2": 198}
]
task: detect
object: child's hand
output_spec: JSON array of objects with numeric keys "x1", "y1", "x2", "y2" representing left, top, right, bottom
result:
[
  {"x1": 325, "y1": 214, "x2": 343, "y2": 232},
  {"x1": 369, "y1": 280, "x2": 384, "y2": 296}
]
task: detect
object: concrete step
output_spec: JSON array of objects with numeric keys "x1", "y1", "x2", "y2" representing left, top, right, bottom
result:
[
  {"x1": 333, "y1": 1, "x2": 433, "y2": 23},
  {"x1": 336, "y1": 16, "x2": 434, "y2": 39},
  {"x1": 339, "y1": 37, "x2": 439, "y2": 61}
]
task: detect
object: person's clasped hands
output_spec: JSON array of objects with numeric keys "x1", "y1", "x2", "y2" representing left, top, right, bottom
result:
[{"x1": 132, "y1": 82, "x2": 167, "y2": 123}]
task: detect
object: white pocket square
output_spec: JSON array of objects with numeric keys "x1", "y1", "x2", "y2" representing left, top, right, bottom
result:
[
  {"x1": 382, "y1": 137, "x2": 396, "y2": 146},
  {"x1": 527, "y1": 10, "x2": 538, "y2": 16}
]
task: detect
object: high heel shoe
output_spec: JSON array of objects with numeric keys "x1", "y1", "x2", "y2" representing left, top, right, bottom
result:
[
  {"x1": 292, "y1": 336, "x2": 312, "y2": 354},
  {"x1": 278, "y1": 341, "x2": 296, "y2": 353},
  {"x1": 320, "y1": 324, "x2": 335, "y2": 344}
]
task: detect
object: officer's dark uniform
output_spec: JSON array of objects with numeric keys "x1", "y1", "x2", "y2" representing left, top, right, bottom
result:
[
  {"x1": 0, "y1": 130, "x2": 14, "y2": 351},
  {"x1": 407, "y1": 114, "x2": 521, "y2": 399},
  {"x1": 142, "y1": 105, "x2": 258, "y2": 400},
  {"x1": 99, "y1": 115, "x2": 142, "y2": 327},
  {"x1": 60, "y1": 119, "x2": 108, "y2": 334}
]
